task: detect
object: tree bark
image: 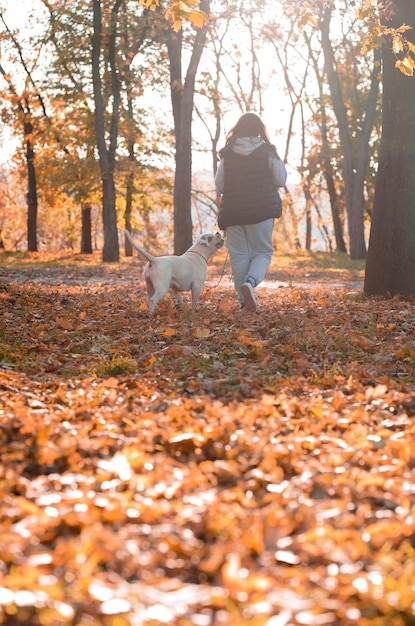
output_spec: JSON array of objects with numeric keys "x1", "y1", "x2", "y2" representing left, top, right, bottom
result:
[
  {"x1": 302, "y1": 32, "x2": 347, "y2": 252},
  {"x1": 320, "y1": 8, "x2": 380, "y2": 260},
  {"x1": 167, "y1": 0, "x2": 210, "y2": 255},
  {"x1": 315, "y1": 58, "x2": 346, "y2": 252},
  {"x1": 123, "y1": 62, "x2": 138, "y2": 258},
  {"x1": 124, "y1": 166, "x2": 134, "y2": 257},
  {"x1": 81, "y1": 204, "x2": 93, "y2": 254},
  {"x1": 92, "y1": 0, "x2": 121, "y2": 262},
  {"x1": 0, "y1": 62, "x2": 39, "y2": 252},
  {"x1": 25, "y1": 119, "x2": 38, "y2": 252},
  {"x1": 364, "y1": 0, "x2": 415, "y2": 296}
]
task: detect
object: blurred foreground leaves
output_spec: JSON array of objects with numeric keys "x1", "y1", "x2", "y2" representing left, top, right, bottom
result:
[{"x1": 0, "y1": 254, "x2": 414, "y2": 626}]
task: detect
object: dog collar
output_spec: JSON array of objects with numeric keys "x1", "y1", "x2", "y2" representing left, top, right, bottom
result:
[{"x1": 187, "y1": 250, "x2": 208, "y2": 263}]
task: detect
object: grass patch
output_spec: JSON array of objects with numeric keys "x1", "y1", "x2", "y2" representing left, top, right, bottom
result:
[
  {"x1": 0, "y1": 249, "x2": 103, "y2": 269},
  {"x1": 94, "y1": 355, "x2": 139, "y2": 376},
  {"x1": 1, "y1": 247, "x2": 366, "y2": 276},
  {"x1": 270, "y1": 249, "x2": 365, "y2": 272}
]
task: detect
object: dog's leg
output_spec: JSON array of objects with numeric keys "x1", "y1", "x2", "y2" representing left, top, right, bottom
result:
[
  {"x1": 144, "y1": 276, "x2": 157, "y2": 314},
  {"x1": 147, "y1": 287, "x2": 170, "y2": 314},
  {"x1": 145, "y1": 276, "x2": 155, "y2": 299},
  {"x1": 147, "y1": 296, "x2": 159, "y2": 315},
  {"x1": 148, "y1": 283, "x2": 173, "y2": 315},
  {"x1": 172, "y1": 288, "x2": 183, "y2": 310},
  {"x1": 190, "y1": 285, "x2": 203, "y2": 310},
  {"x1": 144, "y1": 264, "x2": 173, "y2": 315}
]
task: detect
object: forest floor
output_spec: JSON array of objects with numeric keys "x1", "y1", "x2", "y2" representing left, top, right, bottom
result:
[{"x1": 0, "y1": 248, "x2": 414, "y2": 626}]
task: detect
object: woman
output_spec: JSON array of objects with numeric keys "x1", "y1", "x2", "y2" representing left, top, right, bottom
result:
[{"x1": 215, "y1": 112, "x2": 287, "y2": 312}]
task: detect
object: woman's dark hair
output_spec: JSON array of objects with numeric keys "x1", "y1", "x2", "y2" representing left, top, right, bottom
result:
[{"x1": 218, "y1": 112, "x2": 278, "y2": 159}]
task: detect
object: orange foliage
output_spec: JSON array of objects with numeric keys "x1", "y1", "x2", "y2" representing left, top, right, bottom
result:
[{"x1": 0, "y1": 252, "x2": 414, "y2": 625}]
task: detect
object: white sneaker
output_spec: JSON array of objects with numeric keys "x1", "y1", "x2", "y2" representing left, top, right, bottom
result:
[{"x1": 241, "y1": 282, "x2": 257, "y2": 312}]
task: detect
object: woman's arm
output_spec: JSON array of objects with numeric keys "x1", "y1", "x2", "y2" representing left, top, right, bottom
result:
[
  {"x1": 269, "y1": 155, "x2": 287, "y2": 187},
  {"x1": 214, "y1": 160, "x2": 225, "y2": 194}
]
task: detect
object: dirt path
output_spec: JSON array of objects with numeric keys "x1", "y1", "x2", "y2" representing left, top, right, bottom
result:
[{"x1": 0, "y1": 257, "x2": 365, "y2": 291}]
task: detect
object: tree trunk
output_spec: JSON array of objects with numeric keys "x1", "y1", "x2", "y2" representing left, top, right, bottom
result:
[
  {"x1": 302, "y1": 183, "x2": 312, "y2": 250},
  {"x1": 124, "y1": 164, "x2": 134, "y2": 257},
  {"x1": 364, "y1": 0, "x2": 415, "y2": 296},
  {"x1": 81, "y1": 203, "x2": 93, "y2": 254},
  {"x1": 304, "y1": 32, "x2": 347, "y2": 253},
  {"x1": 123, "y1": 92, "x2": 135, "y2": 258},
  {"x1": 167, "y1": 0, "x2": 209, "y2": 255},
  {"x1": 124, "y1": 180, "x2": 133, "y2": 257},
  {"x1": 0, "y1": 62, "x2": 39, "y2": 253},
  {"x1": 25, "y1": 121, "x2": 38, "y2": 252},
  {"x1": 318, "y1": 92, "x2": 347, "y2": 252},
  {"x1": 173, "y1": 79, "x2": 194, "y2": 255},
  {"x1": 92, "y1": 0, "x2": 120, "y2": 262},
  {"x1": 320, "y1": 8, "x2": 380, "y2": 260},
  {"x1": 325, "y1": 170, "x2": 346, "y2": 253}
]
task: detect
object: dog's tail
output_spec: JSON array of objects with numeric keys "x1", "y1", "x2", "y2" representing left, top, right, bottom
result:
[{"x1": 124, "y1": 230, "x2": 156, "y2": 263}]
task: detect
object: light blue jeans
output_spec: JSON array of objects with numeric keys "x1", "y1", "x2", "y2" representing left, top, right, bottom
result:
[{"x1": 226, "y1": 219, "x2": 274, "y2": 303}]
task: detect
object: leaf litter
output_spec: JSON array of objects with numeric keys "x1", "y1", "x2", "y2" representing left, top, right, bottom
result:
[{"x1": 0, "y1": 254, "x2": 414, "y2": 626}]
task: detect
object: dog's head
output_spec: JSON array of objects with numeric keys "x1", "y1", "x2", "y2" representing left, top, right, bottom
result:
[{"x1": 197, "y1": 232, "x2": 225, "y2": 252}]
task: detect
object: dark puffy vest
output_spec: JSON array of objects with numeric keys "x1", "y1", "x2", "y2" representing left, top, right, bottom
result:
[{"x1": 218, "y1": 144, "x2": 282, "y2": 229}]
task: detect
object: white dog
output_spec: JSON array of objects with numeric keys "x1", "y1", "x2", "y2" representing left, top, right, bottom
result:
[{"x1": 125, "y1": 230, "x2": 224, "y2": 314}]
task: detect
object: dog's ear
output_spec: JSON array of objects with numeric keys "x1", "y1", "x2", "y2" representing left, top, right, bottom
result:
[{"x1": 213, "y1": 232, "x2": 224, "y2": 248}]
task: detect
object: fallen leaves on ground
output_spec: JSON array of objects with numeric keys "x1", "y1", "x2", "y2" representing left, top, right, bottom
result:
[{"x1": 0, "y1": 253, "x2": 414, "y2": 626}]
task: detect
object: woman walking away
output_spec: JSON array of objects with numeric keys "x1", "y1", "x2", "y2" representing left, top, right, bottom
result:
[{"x1": 215, "y1": 112, "x2": 287, "y2": 312}]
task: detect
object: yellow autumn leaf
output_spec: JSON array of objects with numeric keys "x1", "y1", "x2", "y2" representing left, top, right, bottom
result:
[
  {"x1": 101, "y1": 377, "x2": 119, "y2": 388},
  {"x1": 188, "y1": 9, "x2": 207, "y2": 28},
  {"x1": 396, "y1": 56, "x2": 414, "y2": 76},
  {"x1": 251, "y1": 339, "x2": 266, "y2": 348},
  {"x1": 396, "y1": 23, "x2": 412, "y2": 34},
  {"x1": 194, "y1": 327, "x2": 211, "y2": 338},
  {"x1": 142, "y1": 353, "x2": 157, "y2": 367},
  {"x1": 56, "y1": 317, "x2": 73, "y2": 330},
  {"x1": 139, "y1": 0, "x2": 159, "y2": 9},
  {"x1": 161, "y1": 326, "x2": 177, "y2": 337},
  {"x1": 392, "y1": 36, "x2": 403, "y2": 54}
]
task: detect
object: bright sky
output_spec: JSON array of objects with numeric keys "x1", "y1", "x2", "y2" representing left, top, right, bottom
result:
[
  {"x1": 0, "y1": 0, "x2": 48, "y2": 164},
  {"x1": 0, "y1": 0, "x2": 297, "y2": 177}
]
